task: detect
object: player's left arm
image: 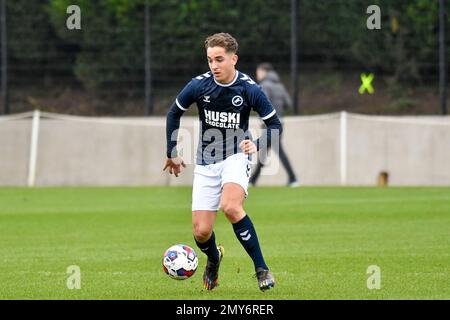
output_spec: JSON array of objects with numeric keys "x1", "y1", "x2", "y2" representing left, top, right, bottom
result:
[
  {"x1": 240, "y1": 87, "x2": 283, "y2": 154},
  {"x1": 252, "y1": 112, "x2": 282, "y2": 153}
]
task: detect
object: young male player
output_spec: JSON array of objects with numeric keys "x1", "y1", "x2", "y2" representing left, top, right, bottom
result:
[{"x1": 163, "y1": 33, "x2": 281, "y2": 291}]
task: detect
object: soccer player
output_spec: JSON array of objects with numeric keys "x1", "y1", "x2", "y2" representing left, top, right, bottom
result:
[{"x1": 163, "y1": 33, "x2": 281, "y2": 291}]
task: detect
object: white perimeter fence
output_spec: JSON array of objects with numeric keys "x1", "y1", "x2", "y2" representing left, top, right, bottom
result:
[{"x1": 1, "y1": 110, "x2": 450, "y2": 187}]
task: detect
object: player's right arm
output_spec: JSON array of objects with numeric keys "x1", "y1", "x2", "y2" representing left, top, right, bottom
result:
[
  {"x1": 164, "y1": 80, "x2": 197, "y2": 177},
  {"x1": 164, "y1": 103, "x2": 186, "y2": 177}
]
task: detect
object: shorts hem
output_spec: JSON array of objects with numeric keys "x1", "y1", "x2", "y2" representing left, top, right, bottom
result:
[{"x1": 191, "y1": 207, "x2": 219, "y2": 212}]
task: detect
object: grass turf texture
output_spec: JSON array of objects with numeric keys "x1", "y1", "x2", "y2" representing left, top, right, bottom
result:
[{"x1": 0, "y1": 187, "x2": 449, "y2": 300}]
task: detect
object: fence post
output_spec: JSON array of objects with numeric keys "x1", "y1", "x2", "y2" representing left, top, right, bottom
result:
[
  {"x1": 340, "y1": 111, "x2": 347, "y2": 185},
  {"x1": 291, "y1": 0, "x2": 299, "y2": 115},
  {"x1": 1, "y1": 0, "x2": 9, "y2": 114},
  {"x1": 28, "y1": 110, "x2": 41, "y2": 187},
  {"x1": 439, "y1": 0, "x2": 447, "y2": 115},
  {"x1": 144, "y1": 0, "x2": 153, "y2": 116}
]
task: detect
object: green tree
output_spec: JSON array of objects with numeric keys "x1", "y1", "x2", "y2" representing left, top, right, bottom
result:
[{"x1": 7, "y1": 0, "x2": 73, "y2": 85}]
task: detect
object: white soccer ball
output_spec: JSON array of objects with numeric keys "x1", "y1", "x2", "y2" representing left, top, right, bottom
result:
[{"x1": 162, "y1": 244, "x2": 198, "y2": 280}]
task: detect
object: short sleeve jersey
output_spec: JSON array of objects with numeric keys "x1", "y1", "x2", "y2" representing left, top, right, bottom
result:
[{"x1": 175, "y1": 70, "x2": 276, "y2": 165}]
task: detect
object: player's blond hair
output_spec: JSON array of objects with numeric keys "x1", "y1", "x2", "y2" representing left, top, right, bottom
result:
[{"x1": 204, "y1": 33, "x2": 238, "y2": 53}]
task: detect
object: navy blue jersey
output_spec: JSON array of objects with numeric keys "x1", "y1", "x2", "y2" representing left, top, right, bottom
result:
[{"x1": 175, "y1": 70, "x2": 276, "y2": 165}]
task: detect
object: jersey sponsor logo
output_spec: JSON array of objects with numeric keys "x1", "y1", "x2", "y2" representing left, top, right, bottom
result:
[
  {"x1": 232, "y1": 95, "x2": 243, "y2": 107},
  {"x1": 203, "y1": 96, "x2": 211, "y2": 103},
  {"x1": 204, "y1": 109, "x2": 241, "y2": 129}
]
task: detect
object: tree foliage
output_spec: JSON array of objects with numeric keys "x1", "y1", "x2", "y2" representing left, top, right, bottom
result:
[{"x1": 6, "y1": 0, "x2": 447, "y2": 91}]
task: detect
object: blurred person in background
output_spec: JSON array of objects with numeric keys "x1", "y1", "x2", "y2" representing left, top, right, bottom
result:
[{"x1": 250, "y1": 63, "x2": 299, "y2": 187}]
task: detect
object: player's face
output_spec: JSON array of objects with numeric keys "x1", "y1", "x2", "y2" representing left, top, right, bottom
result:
[
  {"x1": 207, "y1": 46, "x2": 238, "y2": 84},
  {"x1": 256, "y1": 68, "x2": 267, "y2": 82}
]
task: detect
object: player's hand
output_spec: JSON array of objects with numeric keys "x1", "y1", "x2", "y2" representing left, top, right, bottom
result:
[
  {"x1": 163, "y1": 157, "x2": 186, "y2": 177},
  {"x1": 239, "y1": 140, "x2": 257, "y2": 155}
]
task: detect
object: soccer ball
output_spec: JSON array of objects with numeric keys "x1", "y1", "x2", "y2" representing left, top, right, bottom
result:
[{"x1": 162, "y1": 244, "x2": 198, "y2": 280}]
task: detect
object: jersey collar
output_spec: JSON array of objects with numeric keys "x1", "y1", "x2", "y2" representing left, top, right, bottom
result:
[{"x1": 213, "y1": 70, "x2": 239, "y2": 87}]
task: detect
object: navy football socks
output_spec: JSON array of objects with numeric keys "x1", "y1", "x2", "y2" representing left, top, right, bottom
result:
[
  {"x1": 232, "y1": 214, "x2": 268, "y2": 270},
  {"x1": 195, "y1": 231, "x2": 220, "y2": 264}
]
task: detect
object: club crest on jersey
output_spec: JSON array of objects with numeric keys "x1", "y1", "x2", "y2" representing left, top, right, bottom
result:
[
  {"x1": 232, "y1": 95, "x2": 243, "y2": 107},
  {"x1": 204, "y1": 109, "x2": 240, "y2": 129},
  {"x1": 203, "y1": 96, "x2": 211, "y2": 103}
]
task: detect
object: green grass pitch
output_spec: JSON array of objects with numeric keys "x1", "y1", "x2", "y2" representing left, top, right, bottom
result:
[{"x1": 0, "y1": 186, "x2": 449, "y2": 300}]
